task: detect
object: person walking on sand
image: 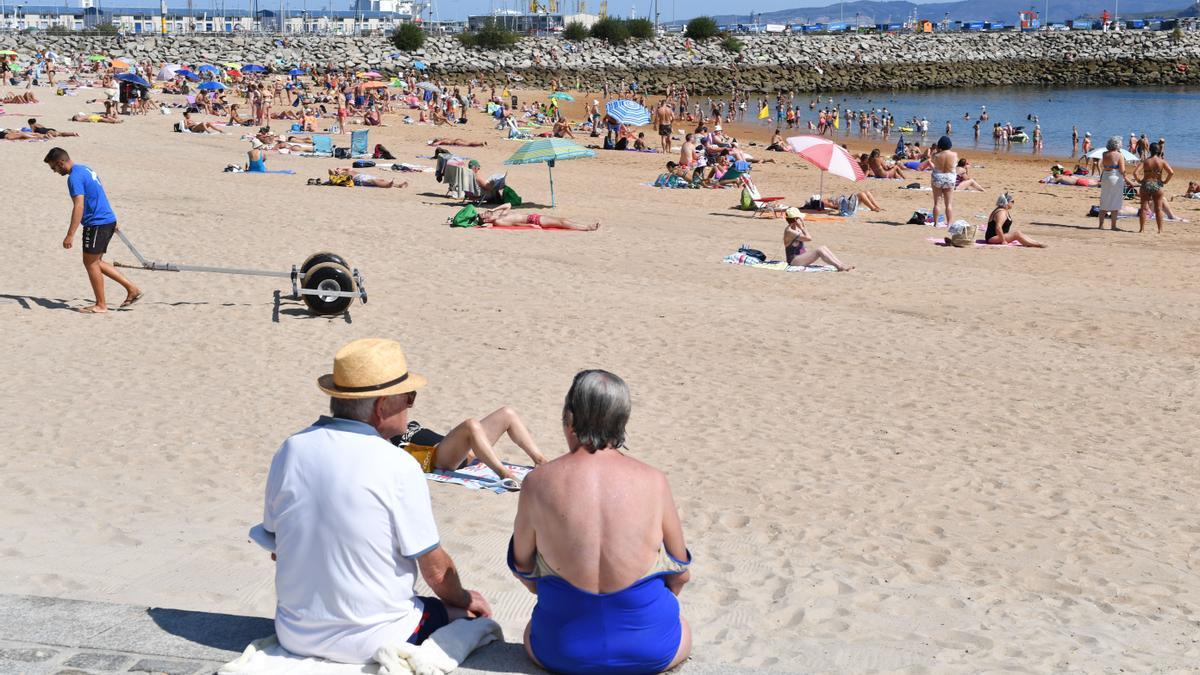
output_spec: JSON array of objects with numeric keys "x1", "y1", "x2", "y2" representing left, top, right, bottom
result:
[
  {"x1": 655, "y1": 99, "x2": 675, "y2": 154},
  {"x1": 44, "y1": 147, "x2": 142, "y2": 314},
  {"x1": 929, "y1": 136, "x2": 958, "y2": 227}
]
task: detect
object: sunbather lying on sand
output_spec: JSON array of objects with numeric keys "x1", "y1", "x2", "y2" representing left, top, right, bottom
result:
[
  {"x1": 71, "y1": 113, "x2": 122, "y2": 124},
  {"x1": 479, "y1": 203, "x2": 599, "y2": 231},
  {"x1": 27, "y1": 118, "x2": 78, "y2": 138},
  {"x1": 0, "y1": 128, "x2": 50, "y2": 140},
  {"x1": 327, "y1": 168, "x2": 408, "y2": 188},
  {"x1": 393, "y1": 406, "x2": 548, "y2": 490},
  {"x1": 805, "y1": 191, "x2": 883, "y2": 214},
  {"x1": 180, "y1": 112, "x2": 221, "y2": 133},
  {"x1": 1, "y1": 92, "x2": 38, "y2": 104},
  {"x1": 428, "y1": 137, "x2": 487, "y2": 147}
]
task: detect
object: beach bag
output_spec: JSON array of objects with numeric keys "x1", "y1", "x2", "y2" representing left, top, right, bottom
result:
[
  {"x1": 352, "y1": 160, "x2": 375, "y2": 169},
  {"x1": 946, "y1": 220, "x2": 977, "y2": 248},
  {"x1": 738, "y1": 245, "x2": 767, "y2": 262},
  {"x1": 739, "y1": 188, "x2": 755, "y2": 210},
  {"x1": 327, "y1": 173, "x2": 354, "y2": 187},
  {"x1": 450, "y1": 204, "x2": 482, "y2": 227},
  {"x1": 373, "y1": 143, "x2": 395, "y2": 160},
  {"x1": 333, "y1": 147, "x2": 351, "y2": 159},
  {"x1": 403, "y1": 444, "x2": 437, "y2": 473},
  {"x1": 907, "y1": 210, "x2": 931, "y2": 225},
  {"x1": 500, "y1": 186, "x2": 522, "y2": 207}
]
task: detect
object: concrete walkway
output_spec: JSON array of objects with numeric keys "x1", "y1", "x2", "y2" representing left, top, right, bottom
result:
[{"x1": 0, "y1": 594, "x2": 781, "y2": 675}]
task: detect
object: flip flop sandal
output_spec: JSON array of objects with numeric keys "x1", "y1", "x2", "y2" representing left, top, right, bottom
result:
[
  {"x1": 496, "y1": 477, "x2": 522, "y2": 492},
  {"x1": 75, "y1": 306, "x2": 106, "y2": 314},
  {"x1": 120, "y1": 292, "x2": 144, "y2": 308}
]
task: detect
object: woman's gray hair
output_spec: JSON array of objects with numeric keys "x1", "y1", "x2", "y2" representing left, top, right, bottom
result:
[
  {"x1": 330, "y1": 396, "x2": 378, "y2": 423},
  {"x1": 1106, "y1": 136, "x2": 1122, "y2": 152},
  {"x1": 562, "y1": 370, "x2": 631, "y2": 452},
  {"x1": 996, "y1": 192, "x2": 1014, "y2": 208}
]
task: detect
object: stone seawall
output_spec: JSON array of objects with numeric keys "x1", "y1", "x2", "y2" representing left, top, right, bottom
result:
[{"x1": 4, "y1": 31, "x2": 1200, "y2": 92}]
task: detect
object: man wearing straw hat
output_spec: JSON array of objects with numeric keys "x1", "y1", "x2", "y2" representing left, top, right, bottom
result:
[{"x1": 260, "y1": 338, "x2": 492, "y2": 663}]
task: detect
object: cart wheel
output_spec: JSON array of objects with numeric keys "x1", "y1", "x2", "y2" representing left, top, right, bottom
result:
[
  {"x1": 300, "y1": 251, "x2": 350, "y2": 275},
  {"x1": 302, "y1": 262, "x2": 355, "y2": 315}
]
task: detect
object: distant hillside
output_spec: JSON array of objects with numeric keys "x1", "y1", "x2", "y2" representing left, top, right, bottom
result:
[{"x1": 705, "y1": 0, "x2": 1196, "y2": 24}]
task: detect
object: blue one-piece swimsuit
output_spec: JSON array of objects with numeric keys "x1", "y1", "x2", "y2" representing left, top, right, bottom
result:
[{"x1": 508, "y1": 537, "x2": 691, "y2": 675}]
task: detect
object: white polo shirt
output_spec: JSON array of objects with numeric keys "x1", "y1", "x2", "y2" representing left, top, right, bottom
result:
[{"x1": 263, "y1": 416, "x2": 440, "y2": 664}]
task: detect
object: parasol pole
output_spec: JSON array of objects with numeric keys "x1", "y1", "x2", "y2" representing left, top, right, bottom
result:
[
  {"x1": 819, "y1": 170, "x2": 825, "y2": 200},
  {"x1": 547, "y1": 158, "x2": 557, "y2": 208}
]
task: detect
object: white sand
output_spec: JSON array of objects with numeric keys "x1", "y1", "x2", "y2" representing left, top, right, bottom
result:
[{"x1": 1, "y1": 86, "x2": 1198, "y2": 671}]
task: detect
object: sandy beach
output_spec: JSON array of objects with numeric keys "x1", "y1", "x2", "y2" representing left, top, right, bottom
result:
[{"x1": 2, "y1": 83, "x2": 1199, "y2": 672}]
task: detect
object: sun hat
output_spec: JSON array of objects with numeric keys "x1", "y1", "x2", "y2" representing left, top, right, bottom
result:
[
  {"x1": 251, "y1": 138, "x2": 264, "y2": 149},
  {"x1": 318, "y1": 338, "x2": 427, "y2": 399},
  {"x1": 784, "y1": 207, "x2": 805, "y2": 221},
  {"x1": 467, "y1": 159, "x2": 480, "y2": 169}
]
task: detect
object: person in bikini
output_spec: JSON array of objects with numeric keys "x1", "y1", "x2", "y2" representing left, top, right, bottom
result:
[
  {"x1": 71, "y1": 112, "x2": 122, "y2": 124},
  {"x1": 180, "y1": 111, "x2": 221, "y2": 133},
  {"x1": 428, "y1": 137, "x2": 487, "y2": 147},
  {"x1": 1131, "y1": 142, "x2": 1174, "y2": 233},
  {"x1": 327, "y1": 167, "x2": 408, "y2": 189},
  {"x1": 929, "y1": 136, "x2": 958, "y2": 226},
  {"x1": 392, "y1": 405, "x2": 547, "y2": 491},
  {"x1": 867, "y1": 149, "x2": 905, "y2": 179},
  {"x1": 478, "y1": 203, "x2": 599, "y2": 231},
  {"x1": 782, "y1": 208, "x2": 854, "y2": 271}
]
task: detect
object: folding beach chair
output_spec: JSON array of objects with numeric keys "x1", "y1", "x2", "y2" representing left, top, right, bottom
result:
[
  {"x1": 311, "y1": 134, "x2": 333, "y2": 157},
  {"x1": 739, "y1": 176, "x2": 788, "y2": 218},
  {"x1": 350, "y1": 129, "x2": 369, "y2": 158},
  {"x1": 505, "y1": 118, "x2": 532, "y2": 140}
]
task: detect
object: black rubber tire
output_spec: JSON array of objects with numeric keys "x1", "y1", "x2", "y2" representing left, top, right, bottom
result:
[
  {"x1": 300, "y1": 251, "x2": 350, "y2": 275},
  {"x1": 301, "y1": 262, "x2": 355, "y2": 315}
]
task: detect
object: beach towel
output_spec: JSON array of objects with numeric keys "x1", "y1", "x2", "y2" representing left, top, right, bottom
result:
[
  {"x1": 217, "y1": 620, "x2": 501, "y2": 675},
  {"x1": 722, "y1": 252, "x2": 837, "y2": 272},
  {"x1": 428, "y1": 461, "x2": 534, "y2": 492},
  {"x1": 926, "y1": 237, "x2": 1023, "y2": 248}
]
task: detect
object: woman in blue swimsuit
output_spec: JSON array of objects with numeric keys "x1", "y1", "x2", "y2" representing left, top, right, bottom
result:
[{"x1": 509, "y1": 370, "x2": 692, "y2": 674}]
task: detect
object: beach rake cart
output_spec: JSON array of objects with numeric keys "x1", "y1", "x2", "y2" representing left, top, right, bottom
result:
[{"x1": 112, "y1": 230, "x2": 367, "y2": 316}]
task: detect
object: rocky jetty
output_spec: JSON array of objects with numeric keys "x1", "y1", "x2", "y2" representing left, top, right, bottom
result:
[{"x1": 4, "y1": 31, "x2": 1199, "y2": 92}]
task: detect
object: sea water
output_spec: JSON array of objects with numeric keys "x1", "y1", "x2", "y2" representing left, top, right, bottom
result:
[{"x1": 773, "y1": 85, "x2": 1198, "y2": 166}]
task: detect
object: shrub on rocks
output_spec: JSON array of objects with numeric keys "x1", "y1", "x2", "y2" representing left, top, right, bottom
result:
[
  {"x1": 459, "y1": 19, "x2": 518, "y2": 49},
  {"x1": 627, "y1": 18, "x2": 654, "y2": 39},
  {"x1": 563, "y1": 21, "x2": 589, "y2": 41},
  {"x1": 722, "y1": 35, "x2": 744, "y2": 53},
  {"x1": 590, "y1": 17, "x2": 630, "y2": 45},
  {"x1": 685, "y1": 16, "x2": 719, "y2": 40},
  {"x1": 391, "y1": 22, "x2": 425, "y2": 52}
]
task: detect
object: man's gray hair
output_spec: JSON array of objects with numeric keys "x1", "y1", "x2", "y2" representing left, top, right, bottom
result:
[
  {"x1": 562, "y1": 370, "x2": 631, "y2": 452},
  {"x1": 1107, "y1": 136, "x2": 1122, "y2": 152},
  {"x1": 330, "y1": 396, "x2": 378, "y2": 423}
]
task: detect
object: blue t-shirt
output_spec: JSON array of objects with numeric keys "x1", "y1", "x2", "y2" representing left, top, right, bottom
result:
[{"x1": 67, "y1": 164, "x2": 117, "y2": 227}]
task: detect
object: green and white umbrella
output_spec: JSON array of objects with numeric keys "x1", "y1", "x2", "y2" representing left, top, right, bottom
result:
[
  {"x1": 87, "y1": 54, "x2": 108, "y2": 62},
  {"x1": 504, "y1": 138, "x2": 595, "y2": 208},
  {"x1": 548, "y1": 91, "x2": 573, "y2": 102}
]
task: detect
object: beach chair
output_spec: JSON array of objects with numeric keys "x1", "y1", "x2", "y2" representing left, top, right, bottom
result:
[
  {"x1": 739, "y1": 176, "x2": 788, "y2": 218},
  {"x1": 350, "y1": 129, "x2": 369, "y2": 158},
  {"x1": 311, "y1": 134, "x2": 333, "y2": 157},
  {"x1": 505, "y1": 118, "x2": 532, "y2": 140}
]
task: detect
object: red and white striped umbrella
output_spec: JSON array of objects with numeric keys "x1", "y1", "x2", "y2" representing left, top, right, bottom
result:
[{"x1": 786, "y1": 135, "x2": 864, "y2": 196}]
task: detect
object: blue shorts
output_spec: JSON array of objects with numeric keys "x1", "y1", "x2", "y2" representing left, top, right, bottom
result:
[{"x1": 407, "y1": 596, "x2": 451, "y2": 645}]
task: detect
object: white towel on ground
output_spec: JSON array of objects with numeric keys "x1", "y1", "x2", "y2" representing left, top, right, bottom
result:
[{"x1": 218, "y1": 618, "x2": 502, "y2": 675}]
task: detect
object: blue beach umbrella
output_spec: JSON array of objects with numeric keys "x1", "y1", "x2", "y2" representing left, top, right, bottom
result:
[
  {"x1": 176, "y1": 69, "x2": 200, "y2": 81},
  {"x1": 114, "y1": 73, "x2": 151, "y2": 88},
  {"x1": 604, "y1": 99, "x2": 651, "y2": 126},
  {"x1": 413, "y1": 60, "x2": 428, "y2": 70},
  {"x1": 288, "y1": 67, "x2": 304, "y2": 76},
  {"x1": 241, "y1": 64, "x2": 267, "y2": 73},
  {"x1": 197, "y1": 64, "x2": 219, "y2": 74},
  {"x1": 504, "y1": 138, "x2": 596, "y2": 208},
  {"x1": 198, "y1": 81, "x2": 225, "y2": 91}
]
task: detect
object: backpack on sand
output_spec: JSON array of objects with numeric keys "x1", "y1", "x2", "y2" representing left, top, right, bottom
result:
[{"x1": 450, "y1": 204, "x2": 482, "y2": 227}]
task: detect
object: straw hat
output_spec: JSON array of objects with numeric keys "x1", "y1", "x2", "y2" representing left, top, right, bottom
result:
[
  {"x1": 784, "y1": 207, "x2": 806, "y2": 221},
  {"x1": 251, "y1": 138, "x2": 264, "y2": 149},
  {"x1": 318, "y1": 338, "x2": 427, "y2": 399}
]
